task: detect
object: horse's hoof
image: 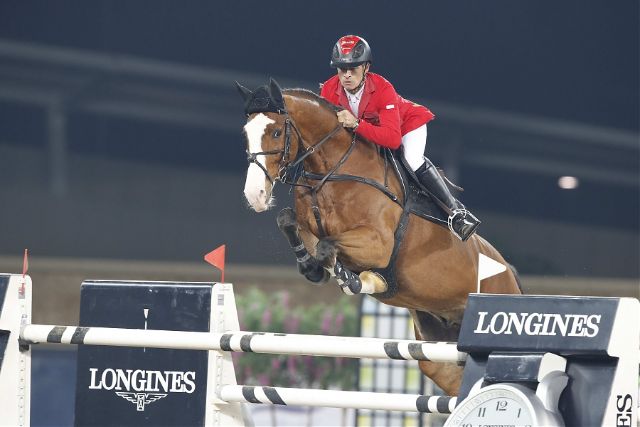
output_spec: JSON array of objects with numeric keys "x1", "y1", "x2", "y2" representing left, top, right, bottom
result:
[
  {"x1": 304, "y1": 268, "x2": 330, "y2": 285},
  {"x1": 359, "y1": 271, "x2": 388, "y2": 294},
  {"x1": 299, "y1": 260, "x2": 329, "y2": 284}
]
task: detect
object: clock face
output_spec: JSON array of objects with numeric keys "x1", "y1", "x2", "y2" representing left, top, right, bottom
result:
[{"x1": 445, "y1": 385, "x2": 536, "y2": 427}]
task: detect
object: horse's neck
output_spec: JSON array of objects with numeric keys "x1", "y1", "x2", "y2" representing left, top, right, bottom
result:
[
  {"x1": 306, "y1": 134, "x2": 356, "y2": 174},
  {"x1": 288, "y1": 102, "x2": 352, "y2": 174},
  {"x1": 302, "y1": 128, "x2": 385, "y2": 180},
  {"x1": 288, "y1": 94, "x2": 390, "y2": 181}
]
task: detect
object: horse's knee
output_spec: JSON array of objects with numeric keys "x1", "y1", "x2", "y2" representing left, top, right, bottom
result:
[{"x1": 315, "y1": 238, "x2": 338, "y2": 268}]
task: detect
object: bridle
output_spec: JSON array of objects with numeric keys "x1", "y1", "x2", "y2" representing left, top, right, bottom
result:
[
  {"x1": 245, "y1": 118, "x2": 296, "y2": 185},
  {"x1": 244, "y1": 103, "x2": 397, "y2": 238},
  {"x1": 245, "y1": 112, "x2": 343, "y2": 187},
  {"x1": 244, "y1": 108, "x2": 349, "y2": 238}
]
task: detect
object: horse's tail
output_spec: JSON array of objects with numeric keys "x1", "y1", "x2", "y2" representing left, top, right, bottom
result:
[{"x1": 508, "y1": 263, "x2": 524, "y2": 294}]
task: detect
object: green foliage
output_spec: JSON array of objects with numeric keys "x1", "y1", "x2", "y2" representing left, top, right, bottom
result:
[{"x1": 233, "y1": 287, "x2": 359, "y2": 390}]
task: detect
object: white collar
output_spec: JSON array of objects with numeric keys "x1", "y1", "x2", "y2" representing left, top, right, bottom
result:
[
  {"x1": 344, "y1": 83, "x2": 365, "y2": 115},
  {"x1": 344, "y1": 83, "x2": 365, "y2": 101}
]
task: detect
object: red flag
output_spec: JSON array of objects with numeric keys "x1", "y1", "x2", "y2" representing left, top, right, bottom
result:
[
  {"x1": 21, "y1": 248, "x2": 29, "y2": 296},
  {"x1": 22, "y1": 248, "x2": 29, "y2": 278},
  {"x1": 204, "y1": 245, "x2": 226, "y2": 282}
]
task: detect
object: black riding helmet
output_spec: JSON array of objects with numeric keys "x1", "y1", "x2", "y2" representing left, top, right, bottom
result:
[{"x1": 330, "y1": 35, "x2": 372, "y2": 68}]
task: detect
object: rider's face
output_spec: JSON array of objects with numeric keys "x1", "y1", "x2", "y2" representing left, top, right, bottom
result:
[{"x1": 337, "y1": 64, "x2": 368, "y2": 92}]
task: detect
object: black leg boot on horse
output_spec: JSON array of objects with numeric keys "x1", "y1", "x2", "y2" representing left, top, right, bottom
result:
[
  {"x1": 313, "y1": 237, "x2": 365, "y2": 296},
  {"x1": 415, "y1": 158, "x2": 480, "y2": 241},
  {"x1": 277, "y1": 208, "x2": 329, "y2": 283}
]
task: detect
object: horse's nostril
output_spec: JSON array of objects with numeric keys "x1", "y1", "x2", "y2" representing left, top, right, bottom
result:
[{"x1": 259, "y1": 189, "x2": 266, "y2": 196}]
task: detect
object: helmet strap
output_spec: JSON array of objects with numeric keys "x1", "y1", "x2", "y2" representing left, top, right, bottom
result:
[{"x1": 345, "y1": 63, "x2": 369, "y2": 94}]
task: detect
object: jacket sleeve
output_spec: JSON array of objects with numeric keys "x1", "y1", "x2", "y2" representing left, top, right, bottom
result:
[{"x1": 355, "y1": 85, "x2": 402, "y2": 149}]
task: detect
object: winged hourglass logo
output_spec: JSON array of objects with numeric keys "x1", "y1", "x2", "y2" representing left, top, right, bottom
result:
[{"x1": 116, "y1": 392, "x2": 168, "y2": 411}]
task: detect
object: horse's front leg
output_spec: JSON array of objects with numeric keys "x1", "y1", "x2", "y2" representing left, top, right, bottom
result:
[
  {"x1": 315, "y1": 226, "x2": 391, "y2": 296},
  {"x1": 277, "y1": 208, "x2": 329, "y2": 284}
]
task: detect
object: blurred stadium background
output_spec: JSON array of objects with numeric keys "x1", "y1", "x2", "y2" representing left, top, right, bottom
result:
[
  {"x1": 0, "y1": 2, "x2": 637, "y2": 425},
  {"x1": 1, "y1": 0, "x2": 637, "y2": 316}
]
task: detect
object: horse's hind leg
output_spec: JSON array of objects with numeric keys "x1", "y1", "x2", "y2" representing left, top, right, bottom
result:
[
  {"x1": 411, "y1": 310, "x2": 464, "y2": 396},
  {"x1": 276, "y1": 208, "x2": 329, "y2": 283}
]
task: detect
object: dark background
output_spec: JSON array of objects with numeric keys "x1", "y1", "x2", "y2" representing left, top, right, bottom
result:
[
  {"x1": 1, "y1": 2, "x2": 636, "y2": 129},
  {"x1": 0, "y1": 1, "x2": 638, "y2": 277},
  {"x1": 0, "y1": 5, "x2": 637, "y2": 425}
]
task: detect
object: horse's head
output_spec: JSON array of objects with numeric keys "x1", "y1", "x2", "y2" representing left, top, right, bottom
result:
[{"x1": 237, "y1": 78, "x2": 299, "y2": 212}]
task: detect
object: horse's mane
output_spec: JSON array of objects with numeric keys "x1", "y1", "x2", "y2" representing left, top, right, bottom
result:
[{"x1": 283, "y1": 88, "x2": 342, "y2": 113}]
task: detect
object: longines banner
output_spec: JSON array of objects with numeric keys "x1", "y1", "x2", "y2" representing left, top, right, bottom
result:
[
  {"x1": 74, "y1": 281, "x2": 213, "y2": 427},
  {"x1": 458, "y1": 294, "x2": 618, "y2": 355}
]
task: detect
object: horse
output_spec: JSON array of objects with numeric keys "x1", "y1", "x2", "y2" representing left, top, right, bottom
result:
[{"x1": 237, "y1": 78, "x2": 522, "y2": 396}]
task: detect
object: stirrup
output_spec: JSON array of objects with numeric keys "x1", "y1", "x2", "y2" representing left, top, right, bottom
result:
[
  {"x1": 447, "y1": 208, "x2": 468, "y2": 230},
  {"x1": 447, "y1": 208, "x2": 479, "y2": 241}
]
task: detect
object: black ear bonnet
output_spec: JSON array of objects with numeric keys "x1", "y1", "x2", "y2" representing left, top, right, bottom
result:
[{"x1": 235, "y1": 78, "x2": 286, "y2": 115}]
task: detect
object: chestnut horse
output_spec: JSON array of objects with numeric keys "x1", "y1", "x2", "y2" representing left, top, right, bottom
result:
[{"x1": 238, "y1": 79, "x2": 521, "y2": 396}]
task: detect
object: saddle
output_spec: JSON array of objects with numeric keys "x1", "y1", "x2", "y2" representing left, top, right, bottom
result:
[{"x1": 391, "y1": 148, "x2": 456, "y2": 227}]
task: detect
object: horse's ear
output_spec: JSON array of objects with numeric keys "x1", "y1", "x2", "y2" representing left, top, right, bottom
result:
[
  {"x1": 235, "y1": 81, "x2": 253, "y2": 102},
  {"x1": 268, "y1": 78, "x2": 285, "y2": 107}
]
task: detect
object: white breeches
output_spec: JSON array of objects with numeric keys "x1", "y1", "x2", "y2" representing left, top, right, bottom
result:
[{"x1": 401, "y1": 124, "x2": 427, "y2": 171}]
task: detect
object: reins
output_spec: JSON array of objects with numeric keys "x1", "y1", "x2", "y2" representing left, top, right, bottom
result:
[{"x1": 246, "y1": 99, "x2": 403, "y2": 238}]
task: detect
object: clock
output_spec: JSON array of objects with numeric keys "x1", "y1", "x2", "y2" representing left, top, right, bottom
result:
[{"x1": 444, "y1": 383, "x2": 565, "y2": 427}]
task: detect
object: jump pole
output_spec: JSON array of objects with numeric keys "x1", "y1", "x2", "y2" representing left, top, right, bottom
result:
[
  {"x1": 19, "y1": 325, "x2": 465, "y2": 364},
  {"x1": 219, "y1": 385, "x2": 457, "y2": 414}
]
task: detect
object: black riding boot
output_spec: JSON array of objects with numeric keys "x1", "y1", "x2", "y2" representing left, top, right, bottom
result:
[{"x1": 415, "y1": 158, "x2": 480, "y2": 241}]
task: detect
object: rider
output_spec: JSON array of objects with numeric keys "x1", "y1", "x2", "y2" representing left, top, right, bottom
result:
[{"x1": 320, "y1": 35, "x2": 480, "y2": 241}]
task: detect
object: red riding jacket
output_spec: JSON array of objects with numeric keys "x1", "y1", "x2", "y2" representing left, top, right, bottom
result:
[{"x1": 320, "y1": 72, "x2": 435, "y2": 149}]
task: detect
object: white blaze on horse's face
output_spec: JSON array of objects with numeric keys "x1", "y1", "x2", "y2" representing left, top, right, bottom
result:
[{"x1": 244, "y1": 113, "x2": 276, "y2": 212}]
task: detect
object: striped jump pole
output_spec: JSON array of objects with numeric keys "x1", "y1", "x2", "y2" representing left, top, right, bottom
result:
[
  {"x1": 219, "y1": 385, "x2": 457, "y2": 414},
  {"x1": 20, "y1": 324, "x2": 465, "y2": 364}
]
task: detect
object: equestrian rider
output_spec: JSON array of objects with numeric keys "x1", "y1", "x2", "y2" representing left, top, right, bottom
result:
[{"x1": 320, "y1": 35, "x2": 480, "y2": 241}]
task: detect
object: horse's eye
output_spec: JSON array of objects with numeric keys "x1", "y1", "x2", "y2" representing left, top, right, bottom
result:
[{"x1": 272, "y1": 129, "x2": 282, "y2": 138}]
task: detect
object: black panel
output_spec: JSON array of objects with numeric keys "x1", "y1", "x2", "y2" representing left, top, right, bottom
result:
[
  {"x1": 560, "y1": 359, "x2": 616, "y2": 427},
  {"x1": 74, "y1": 281, "x2": 213, "y2": 427},
  {"x1": 0, "y1": 274, "x2": 9, "y2": 316},
  {"x1": 0, "y1": 275, "x2": 12, "y2": 388},
  {"x1": 0, "y1": 330, "x2": 9, "y2": 371}
]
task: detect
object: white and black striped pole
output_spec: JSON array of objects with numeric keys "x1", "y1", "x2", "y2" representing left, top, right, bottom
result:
[
  {"x1": 219, "y1": 385, "x2": 457, "y2": 414},
  {"x1": 19, "y1": 325, "x2": 465, "y2": 364}
]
